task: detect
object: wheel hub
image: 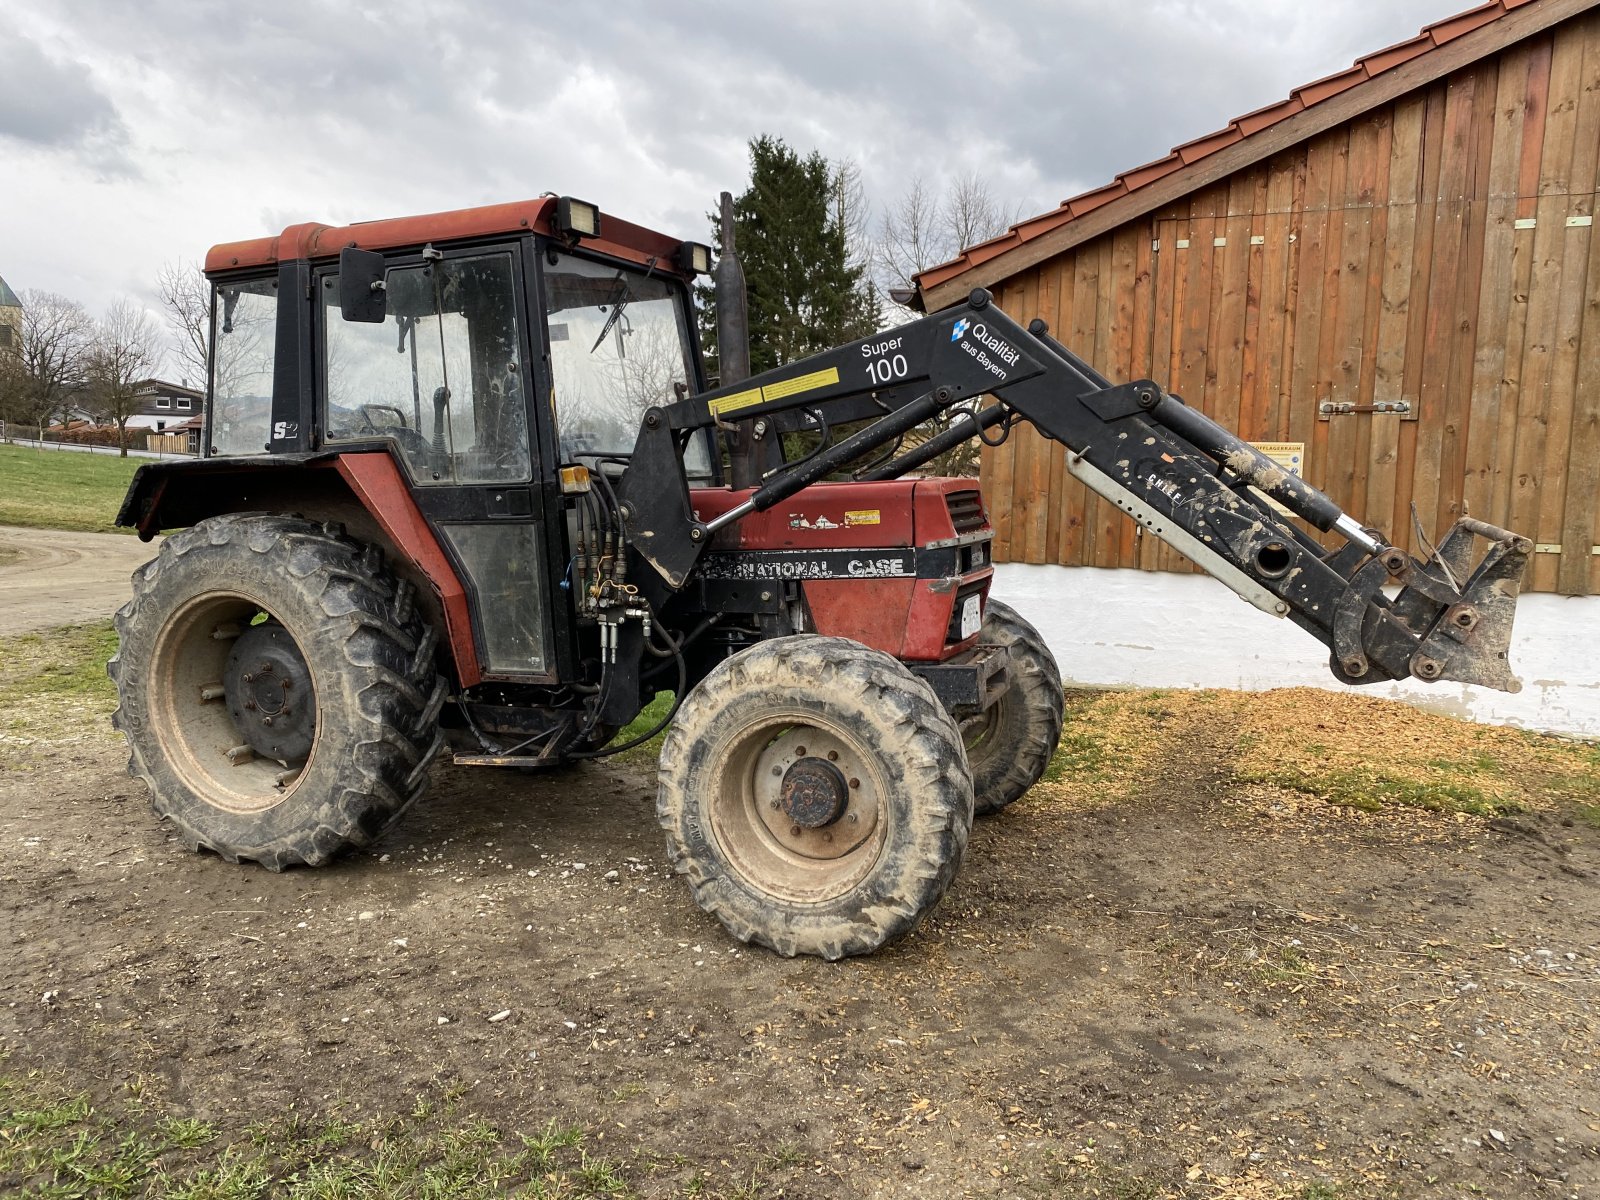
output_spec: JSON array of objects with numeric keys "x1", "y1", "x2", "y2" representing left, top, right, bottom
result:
[
  {"x1": 224, "y1": 623, "x2": 315, "y2": 762},
  {"x1": 780, "y1": 757, "x2": 849, "y2": 828},
  {"x1": 751, "y1": 728, "x2": 878, "y2": 861}
]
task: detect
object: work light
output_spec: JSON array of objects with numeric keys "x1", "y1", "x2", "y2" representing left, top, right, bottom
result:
[
  {"x1": 555, "y1": 197, "x2": 601, "y2": 240},
  {"x1": 676, "y1": 241, "x2": 713, "y2": 276}
]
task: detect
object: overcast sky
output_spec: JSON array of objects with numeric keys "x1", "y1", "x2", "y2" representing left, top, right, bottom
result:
[{"x1": 4, "y1": 0, "x2": 1454, "y2": 374}]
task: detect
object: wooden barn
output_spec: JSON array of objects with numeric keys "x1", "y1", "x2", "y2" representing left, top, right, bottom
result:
[{"x1": 917, "y1": 0, "x2": 1600, "y2": 600}]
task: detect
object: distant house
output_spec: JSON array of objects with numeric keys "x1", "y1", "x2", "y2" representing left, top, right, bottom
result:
[
  {"x1": 52, "y1": 378, "x2": 206, "y2": 451},
  {"x1": 0, "y1": 274, "x2": 20, "y2": 356},
  {"x1": 123, "y1": 379, "x2": 204, "y2": 433}
]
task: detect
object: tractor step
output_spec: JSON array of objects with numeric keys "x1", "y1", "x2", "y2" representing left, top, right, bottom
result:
[{"x1": 452, "y1": 752, "x2": 564, "y2": 769}]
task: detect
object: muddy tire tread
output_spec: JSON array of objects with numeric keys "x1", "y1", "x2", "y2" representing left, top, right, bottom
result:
[
  {"x1": 969, "y1": 599, "x2": 1064, "y2": 816},
  {"x1": 109, "y1": 514, "x2": 446, "y2": 870},
  {"x1": 657, "y1": 635, "x2": 973, "y2": 960}
]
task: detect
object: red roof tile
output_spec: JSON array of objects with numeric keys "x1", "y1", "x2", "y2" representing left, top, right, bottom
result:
[
  {"x1": 1359, "y1": 34, "x2": 1436, "y2": 75},
  {"x1": 1426, "y1": 1, "x2": 1509, "y2": 42},
  {"x1": 916, "y1": 0, "x2": 1583, "y2": 298},
  {"x1": 1293, "y1": 63, "x2": 1370, "y2": 107}
]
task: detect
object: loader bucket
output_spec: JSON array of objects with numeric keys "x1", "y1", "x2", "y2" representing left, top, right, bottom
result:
[{"x1": 1345, "y1": 517, "x2": 1531, "y2": 693}]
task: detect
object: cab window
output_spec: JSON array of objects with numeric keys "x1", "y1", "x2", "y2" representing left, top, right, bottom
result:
[
  {"x1": 210, "y1": 277, "x2": 277, "y2": 456},
  {"x1": 323, "y1": 251, "x2": 531, "y2": 484}
]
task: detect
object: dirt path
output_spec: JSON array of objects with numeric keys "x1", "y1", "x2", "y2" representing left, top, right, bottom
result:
[
  {"x1": 2, "y1": 705, "x2": 1596, "y2": 1197},
  {"x1": 0, "y1": 526, "x2": 157, "y2": 635}
]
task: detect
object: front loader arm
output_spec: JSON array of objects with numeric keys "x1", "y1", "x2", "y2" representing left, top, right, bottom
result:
[{"x1": 617, "y1": 289, "x2": 1529, "y2": 692}]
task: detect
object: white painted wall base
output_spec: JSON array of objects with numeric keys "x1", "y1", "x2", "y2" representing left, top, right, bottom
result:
[{"x1": 993, "y1": 562, "x2": 1600, "y2": 739}]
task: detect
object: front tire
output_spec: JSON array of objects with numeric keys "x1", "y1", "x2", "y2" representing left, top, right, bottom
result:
[
  {"x1": 657, "y1": 636, "x2": 974, "y2": 960},
  {"x1": 966, "y1": 599, "x2": 1064, "y2": 815},
  {"x1": 110, "y1": 515, "x2": 447, "y2": 869}
]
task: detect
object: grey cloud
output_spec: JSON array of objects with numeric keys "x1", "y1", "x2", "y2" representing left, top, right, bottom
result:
[
  {"x1": 4, "y1": 0, "x2": 1471, "y2": 307},
  {"x1": 0, "y1": 32, "x2": 134, "y2": 173}
]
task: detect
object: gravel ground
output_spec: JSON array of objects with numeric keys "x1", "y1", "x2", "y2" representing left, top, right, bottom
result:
[
  {"x1": 2, "y1": 679, "x2": 1596, "y2": 1197},
  {"x1": 0, "y1": 526, "x2": 156, "y2": 635}
]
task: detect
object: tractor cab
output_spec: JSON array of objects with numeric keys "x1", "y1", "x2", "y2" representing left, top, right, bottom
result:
[{"x1": 174, "y1": 198, "x2": 718, "y2": 685}]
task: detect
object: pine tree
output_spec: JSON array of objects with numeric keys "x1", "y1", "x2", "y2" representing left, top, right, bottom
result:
[{"x1": 700, "y1": 135, "x2": 879, "y2": 379}]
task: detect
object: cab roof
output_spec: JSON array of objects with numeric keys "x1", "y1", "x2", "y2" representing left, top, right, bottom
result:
[{"x1": 205, "y1": 196, "x2": 689, "y2": 277}]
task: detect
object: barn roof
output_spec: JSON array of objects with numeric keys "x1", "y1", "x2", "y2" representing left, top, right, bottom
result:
[{"x1": 917, "y1": 0, "x2": 1595, "y2": 308}]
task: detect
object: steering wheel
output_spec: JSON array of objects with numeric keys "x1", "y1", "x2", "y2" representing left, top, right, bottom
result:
[
  {"x1": 357, "y1": 403, "x2": 410, "y2": 433},
  {"x1": 356, "y1": 403, "x2": 436, "y2": 466}
]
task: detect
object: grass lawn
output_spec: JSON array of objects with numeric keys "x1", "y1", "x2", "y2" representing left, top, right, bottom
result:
[
  {"x1": 0, "y1": 1066, "x2": 631, "y2": 1200},
  {"x1": 0, "y1": 443, "x2": 144, "y2": 534}
]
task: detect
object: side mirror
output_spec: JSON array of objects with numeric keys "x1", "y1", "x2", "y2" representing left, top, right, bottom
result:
[{"x1": 338, "y1": 246, "x2": 388, "y2": 322}]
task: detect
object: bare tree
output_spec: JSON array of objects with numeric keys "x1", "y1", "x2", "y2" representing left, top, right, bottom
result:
[
  {"x1": 832, "y1": 159, "x2": 875, "y2": 277},
  {"x1": 876, "y1": 174, "x2": 1026, "y2": 297},
  {"x1": 876, "y1": 177, "x2": 943, "y2": 299},
  {"x1": 86, "y1": 301, "x2": 160, "y2": 456},
  {"x1": 0, "y1": 290, "x2": 94, "y2": 442},
  {"x1": 942, "y1": 171, "x2": 1019, "y2": 257},
  {"x1": 156, "y1": 259, "x2": 210, "y2": 390},
  {"x1": 872, "y1": 173, "x2": 1027, "y2": 477}
]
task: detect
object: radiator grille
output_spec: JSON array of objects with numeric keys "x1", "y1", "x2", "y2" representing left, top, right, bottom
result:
[{"x1": 945, "y1": 490, "x2": 988, "y2": 535}]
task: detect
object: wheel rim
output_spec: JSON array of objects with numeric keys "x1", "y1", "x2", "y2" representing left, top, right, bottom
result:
[
  {"x1": 148, "y1": 592, "x2": 318, "y2": 814},
  {"x1": 707, "y1": 710, "x2": 889, "y2": 905}
]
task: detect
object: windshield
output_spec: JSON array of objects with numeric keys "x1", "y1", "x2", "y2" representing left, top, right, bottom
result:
[{"x1": 542, "y1": 250, "x2": 710, "y2": 476}]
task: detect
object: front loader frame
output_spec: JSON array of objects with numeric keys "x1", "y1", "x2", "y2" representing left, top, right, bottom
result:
[{"x1": 618, "y1": 289, "x2": 1529, "y2": 693}]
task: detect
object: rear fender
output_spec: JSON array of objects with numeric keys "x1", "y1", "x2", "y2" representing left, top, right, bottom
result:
[{"x1": 116, "y1": 453, "x2": 482, "y2": 686}]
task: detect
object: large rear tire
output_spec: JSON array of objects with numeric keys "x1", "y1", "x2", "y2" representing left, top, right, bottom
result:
[
  {"x1": 657, "y1": 636, "x2": 974, "y2": 960},
  {"x1": 966, "y1": 599, "x2": 1064, "y2": 815},
  {"x1": 110, "y1": 515, "x2": 447, "y2": 869}
]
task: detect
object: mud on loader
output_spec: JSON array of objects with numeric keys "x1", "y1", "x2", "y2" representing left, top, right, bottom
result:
[{"x1": 111, "y1": 194, "x2": 1531, "y2": 959}]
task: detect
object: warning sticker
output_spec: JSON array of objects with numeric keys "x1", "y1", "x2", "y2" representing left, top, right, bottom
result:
[
  {"x1": 706, "y1": 367, "x2": 841, "y2": 416},
  {"x1": 844, "y1": 509, "x2": 881, "y2": 526},
  {"x1": 1249, "y1": 441, "x2": 1305, "y2": 517}
]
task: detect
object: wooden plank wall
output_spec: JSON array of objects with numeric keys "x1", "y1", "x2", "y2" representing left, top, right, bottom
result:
[{"x1": 981, "y1": 11, "x2": 1600, "y2": 594}]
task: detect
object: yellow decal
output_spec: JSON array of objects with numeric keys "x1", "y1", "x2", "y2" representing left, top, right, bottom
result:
[
  {"x1": 705, "y1": 367, "x2": 841, "y2": 415},
  {"x1": 706, "y1": 388, "x2": 763, "y2": 416},
  {"x1": 844, "y1": 509, "x2": 881, "y2": 526},
  {"x1": 761, "y1": 367, "x2": 840, "y2": 402}
]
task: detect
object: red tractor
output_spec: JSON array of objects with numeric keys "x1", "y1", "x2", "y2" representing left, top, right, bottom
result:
[{"x1": 112, "y1": 194, "x2": 1529, "y2": 958}]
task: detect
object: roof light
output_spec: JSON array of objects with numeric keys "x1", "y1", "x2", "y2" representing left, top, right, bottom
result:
[
  {"x1": 556, "y1": 197, "x2": 601, "y2": 241},
  {"x1": 676, "y1": 241, "x2": 713, "y2": 276}
]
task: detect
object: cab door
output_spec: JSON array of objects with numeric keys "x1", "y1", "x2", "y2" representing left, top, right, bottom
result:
[{"x1": 319, "y1": 245, "x2": 560, "y2": 680}]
